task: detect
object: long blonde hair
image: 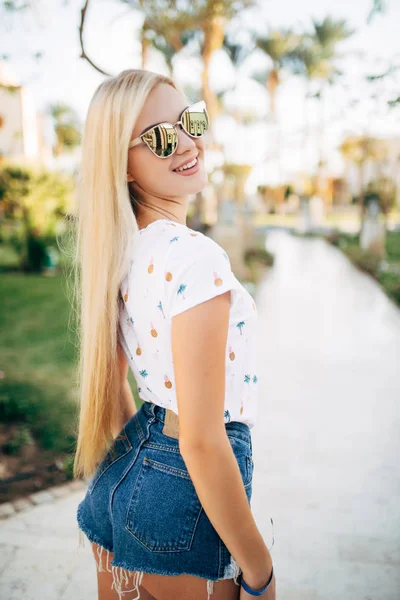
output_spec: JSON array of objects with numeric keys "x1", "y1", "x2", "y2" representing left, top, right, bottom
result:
[{"x1": 71, "y1": 69, "x2": 183, "y2": 479}]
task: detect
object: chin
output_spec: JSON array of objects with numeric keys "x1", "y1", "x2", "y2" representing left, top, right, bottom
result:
[
  {"x1": 192, "y1": 172, "x2": 208, "y2": 193},
  {"x1": 170, "y1": 171, "x2": 208, "y2": 195}
]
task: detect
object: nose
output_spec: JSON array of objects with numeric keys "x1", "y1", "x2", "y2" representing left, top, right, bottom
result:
[{"x1": 176, "y1": 125, "x2": 197, "y2": 154}]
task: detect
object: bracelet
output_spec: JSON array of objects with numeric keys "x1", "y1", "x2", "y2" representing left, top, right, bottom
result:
[{"x1": 240, "y1": 566, "x2": 274, "y2": 596}]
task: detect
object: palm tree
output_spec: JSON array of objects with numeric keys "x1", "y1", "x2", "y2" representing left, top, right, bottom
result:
[
  {"x1": 138, "y1": 11, "x2": 191, "y2": 74},
  {"x1": 135, "y1": 2, "x2": 255, "y2": 228},
  {"x1": 140, "y1": 19, "x2": 152, "y2": 69},
  {"x1": 127, "y1": 0, "x2": 255, "y2": 124},
  {"x1": 289, "y1": 18, "x2": 354, "y2": 175},
  {"x1": 312, "y1": 17, "x2": 354, "y2": 164},
  {"x1": 250, "y1": 29, "x2": 301, "y2": 188},
  {"x1": 253, "y1": 29, "x2": 302, "y2": 120}
]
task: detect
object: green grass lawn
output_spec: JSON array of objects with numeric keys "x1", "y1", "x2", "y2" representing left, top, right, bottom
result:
[{"x1": 0, "y1": 271, "x2": 141, "y2": 459}]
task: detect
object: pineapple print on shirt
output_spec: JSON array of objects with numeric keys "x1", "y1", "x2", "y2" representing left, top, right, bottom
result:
[{"x1": 117, "y1": 219, "x2": 259, "y2": 430}]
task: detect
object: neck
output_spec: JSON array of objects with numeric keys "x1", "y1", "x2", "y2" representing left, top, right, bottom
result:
[{"x1": 134, "y1": 198, "x2": 189, "y2": 229}]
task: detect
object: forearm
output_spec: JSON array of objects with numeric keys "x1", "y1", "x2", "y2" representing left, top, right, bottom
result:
[
  {"x1": 112, "y1": 380, "x2": 137, "y2": 438},
  {"x1": 180, "y1": 437, "x2": 272, "y2": 588}
]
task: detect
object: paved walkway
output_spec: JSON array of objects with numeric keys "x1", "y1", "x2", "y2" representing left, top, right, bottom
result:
[{"x1": 1, "y1": 231, "x2": 399, "y2": 599}]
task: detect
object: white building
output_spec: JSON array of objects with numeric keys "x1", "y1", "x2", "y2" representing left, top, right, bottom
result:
[{"x1": 0, "y1": 60, "x2": 52, "y2": 166}]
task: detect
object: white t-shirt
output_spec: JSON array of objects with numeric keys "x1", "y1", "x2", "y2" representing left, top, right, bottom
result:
[{"x1": 118, "y1": 218, "x2": 259, "y2": 429}]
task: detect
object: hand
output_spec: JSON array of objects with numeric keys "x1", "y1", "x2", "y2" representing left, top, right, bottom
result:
[{"x1": 239, "y1": 571, "x2": 276, "y2": 600}]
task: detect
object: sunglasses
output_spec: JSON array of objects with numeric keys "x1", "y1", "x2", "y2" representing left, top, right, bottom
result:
[{"x1": 128, "y1": 100, "x2": 209, "y2": 158}]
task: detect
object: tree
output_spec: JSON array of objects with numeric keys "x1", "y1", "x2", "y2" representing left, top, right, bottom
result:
[
  {"x1": 0, "y1": 162, "x2": 74, "y2": 268},
  {"x1": 128, "y1": 0, "x2": 256, "y2": 124},
  {"x1": 46, "y1": 103, "x2": 82, "y2": 157},
  {"x1": 288, "y1": 17, "x2": 354, "y2": 179},
  {"x1": 367, "y1": 0, "x2": 386, "y2": 24},
  {"x1": 339, "y1": 135, "x2": 389, "y2": 235},
  {"x1": 245, "y1": 28, "x2": 301, "y2": 187},
  {"x1": 253, "y1": 28, "x2": 301, "y2": 120}
]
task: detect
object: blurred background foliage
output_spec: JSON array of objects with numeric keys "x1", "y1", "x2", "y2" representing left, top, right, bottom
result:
[{"x1": 0, "y1": 0, "x2": 400, "y2": 497}]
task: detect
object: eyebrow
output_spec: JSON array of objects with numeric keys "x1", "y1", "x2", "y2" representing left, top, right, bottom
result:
[{"x1": 139, "y1": 104, "x2": 190, "y2": 136}]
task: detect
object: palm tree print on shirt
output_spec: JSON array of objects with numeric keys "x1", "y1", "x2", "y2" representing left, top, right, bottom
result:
[
  {"x1": 224, "y1": 409, "x2": 231, "y2": 423},
  {"x1": 157, "y1": 300, "x2": 166, "y2": 319},
  {"x1": 177, "y1": 283, "x2": 187, "y2": 300},
  {"x1": 236, "y1": 321, "x2": 246, "y2": 335}
]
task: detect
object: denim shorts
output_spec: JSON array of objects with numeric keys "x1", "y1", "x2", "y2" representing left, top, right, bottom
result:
[{"x1": 76, "y1": 401, "x2": 254, "y2": 599}]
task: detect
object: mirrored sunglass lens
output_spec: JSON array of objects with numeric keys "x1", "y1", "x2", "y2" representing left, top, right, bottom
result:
[
  {"x1": 142, "y1": 123, "x2": 178, "y2": 157},
  {"x1": 181, "y1": 105, "x2": 209, "y2": 137}
]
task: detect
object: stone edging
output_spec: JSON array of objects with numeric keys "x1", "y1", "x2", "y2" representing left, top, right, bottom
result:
[{"x1": 0, "y1": 477, "x2": 90, "y2": 521}]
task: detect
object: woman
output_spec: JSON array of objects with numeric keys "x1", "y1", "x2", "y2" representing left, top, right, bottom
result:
[{"x1": 73, "y1": 69, "x2": 275, "y2": 600}]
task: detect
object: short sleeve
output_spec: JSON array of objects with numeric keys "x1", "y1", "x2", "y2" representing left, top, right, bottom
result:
[{"x1": 164, "y1": 231, "x2": 237, "y2": 318}]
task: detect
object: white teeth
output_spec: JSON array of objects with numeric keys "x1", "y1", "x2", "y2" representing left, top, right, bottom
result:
[{"x1": 175, "y1": 157, "x2": 197, "y2": 172}]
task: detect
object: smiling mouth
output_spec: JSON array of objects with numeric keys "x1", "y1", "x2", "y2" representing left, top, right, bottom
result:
[{"x1": 173, "y1": 157, "x2": 198, "y2": 173}]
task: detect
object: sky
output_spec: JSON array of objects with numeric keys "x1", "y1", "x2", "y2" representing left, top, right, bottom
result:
[{"x1": 1, "y1": 0, "x2": 400, "y2": 190}]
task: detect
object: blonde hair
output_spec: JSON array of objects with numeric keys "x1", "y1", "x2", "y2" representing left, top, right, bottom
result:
[{"x1": 71, "y1": 69, "x2": 185, "y2": 479}]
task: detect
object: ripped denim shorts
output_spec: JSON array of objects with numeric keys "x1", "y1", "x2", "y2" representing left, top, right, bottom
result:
[{"x1": 76, "y1": 400, "x2": 254, "y2": 600}]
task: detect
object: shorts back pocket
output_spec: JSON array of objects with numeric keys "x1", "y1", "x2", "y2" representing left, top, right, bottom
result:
[{"x1": 125, "y1": 456, "x2": 203, "y2": 552}]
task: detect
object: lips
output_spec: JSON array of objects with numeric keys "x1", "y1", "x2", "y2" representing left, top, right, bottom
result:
[{"x1": 172, "y1": 154, "x2": 198, "y2": 171}]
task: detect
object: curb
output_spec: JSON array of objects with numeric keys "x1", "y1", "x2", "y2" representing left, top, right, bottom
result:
[{"x1": 0, "y1": 477, "x2": 90, "y2": 521}]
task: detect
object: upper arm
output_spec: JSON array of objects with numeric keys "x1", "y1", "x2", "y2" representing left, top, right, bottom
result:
[
  {"x1": 171, "y1": 291, "x2": 232, "y2": 450},
  {"x1": 165, "y1": 232, "x2": 237, "y2": 449}
]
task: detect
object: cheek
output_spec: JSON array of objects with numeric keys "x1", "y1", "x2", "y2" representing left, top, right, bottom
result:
[{"x1": 131, "y1": 151, "x2": 171, "y2": 188}]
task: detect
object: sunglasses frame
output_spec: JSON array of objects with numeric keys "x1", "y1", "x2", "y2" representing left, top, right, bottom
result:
[{"x1": 128, "y1": 100, "x2": 209, "y2": 158}]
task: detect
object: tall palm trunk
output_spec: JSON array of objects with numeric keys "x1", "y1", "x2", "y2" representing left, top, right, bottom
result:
[
  {"x1": 197, "y1": 15, "x2": 225, "y2": 226},
  {"x1": 267, "y1": 68, "x2": 279, "y2": 119},
  {"x1": 141, "y1": 23, "x2": 151, "y2": 69},
  {"x1": 266, "y1": 68, "x2": 281, "y2": 188},
  {"x1": 201, "y1": 16, "x2": 225, "y2": 124},
  {"x1": 317, "y1": 87, "x2": 325, "y2": 171}
]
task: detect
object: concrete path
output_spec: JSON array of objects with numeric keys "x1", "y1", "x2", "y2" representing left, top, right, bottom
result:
[
  {"x1": 252, "y1": 230, "x2": 400, "y2": 599},
  {"x1": 1, "y1": 231, "x2": 399, "y2": 599}
]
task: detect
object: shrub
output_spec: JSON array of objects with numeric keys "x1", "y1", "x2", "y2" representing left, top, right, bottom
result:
[
  {"x1": 2, "y1": 425, "x2": 35, "y2": 455},
  {"x1": 244, "y1": 247, "x2": 275, "y2": 267},
  {"x1": 60, "y1": 453, "x2": 75, "y2": 480},
  {"x1": 0, "y1": 380, "x2": 76, "y2": 454},
  {"x1": 343, "y1": 246, "x2": 381, "y2": 278},
  {"x1": 324, "y1": 230, "x2": 359, "y2": 249}
]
